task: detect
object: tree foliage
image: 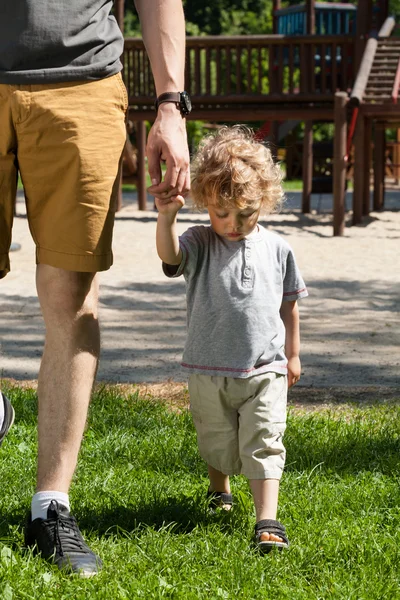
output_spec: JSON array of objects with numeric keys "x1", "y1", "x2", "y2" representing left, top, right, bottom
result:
[{"x1": 123, "y1": 0, "x2": 273, "y2": 36}]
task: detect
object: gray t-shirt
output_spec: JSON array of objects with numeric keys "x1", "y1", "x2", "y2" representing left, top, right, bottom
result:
[
  {"x1": 0, "y1": 1, "x2": 123, "y2": 83},
  {"x1": 164, "y1": 224, "x2": 308, "y2": 378}
]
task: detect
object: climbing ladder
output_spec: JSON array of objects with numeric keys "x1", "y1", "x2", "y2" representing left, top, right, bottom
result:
[{"x1": 364, "y1": 37, "x2": 400, "y2": 104}]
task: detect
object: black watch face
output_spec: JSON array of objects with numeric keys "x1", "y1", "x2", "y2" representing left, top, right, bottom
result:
[{"x1": 180, "y1": 91, "x2": 192, "y2": 115}]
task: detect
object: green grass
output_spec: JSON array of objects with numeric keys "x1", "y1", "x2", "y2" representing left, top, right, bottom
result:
[{"x1": 1, "y1": 386, "x2": 400, "y2": 599}]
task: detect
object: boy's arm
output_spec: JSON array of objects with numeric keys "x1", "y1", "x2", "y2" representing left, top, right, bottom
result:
[
  {"x1": 134, "y1": 0, "x2": 189, "y2": 200},
  {"x1": 156, "y1": 197, "x2": 184, "y2": 265},
  {"x1": 280, "y1": 300, "x2": 301, "y2": 388}
]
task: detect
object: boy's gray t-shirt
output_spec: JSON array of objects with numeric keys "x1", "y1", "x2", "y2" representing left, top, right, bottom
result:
[
  {"x1": 0, "y1": 1, "x2": 123, "y2": 83},
  {"x1": 164, "y1": 224, "x2": 308, "y2": 378}
]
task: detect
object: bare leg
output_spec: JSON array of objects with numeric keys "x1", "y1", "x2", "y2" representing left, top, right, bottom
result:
[
  {"x1": 250, "y1": 479, "x2": 283, "y2": 542},
  {"x1": 207, "y1": 465, "x2": 232, "y2": 510},
  {"x1": 36, "y1": 265, "x2": 100, "y2": 492}
]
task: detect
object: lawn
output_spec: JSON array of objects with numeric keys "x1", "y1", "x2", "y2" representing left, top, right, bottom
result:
[{"x1": 1, "y1": 385, "x2": 399, "y2": 599}]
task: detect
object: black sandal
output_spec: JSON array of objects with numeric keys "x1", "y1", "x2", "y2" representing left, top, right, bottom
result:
[
  {"x1": 206, "y1": 490, "x2": 233, "y2": 511},
  {"x1": 254, "y1": 519, "x2": 289, "y2": 554}
]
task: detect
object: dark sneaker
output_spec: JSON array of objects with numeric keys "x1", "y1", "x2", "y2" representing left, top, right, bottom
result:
[
  {"x1": 0, "y1": 392, "x2": 15, "y2": 446},
  {"x1": 25, "y1": 500, "x2": 102, "y2": 577}
]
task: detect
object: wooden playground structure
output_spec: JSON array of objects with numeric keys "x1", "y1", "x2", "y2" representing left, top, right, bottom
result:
[{"x1": 114, "y1": 0, "x2": 400, "y2": 235}]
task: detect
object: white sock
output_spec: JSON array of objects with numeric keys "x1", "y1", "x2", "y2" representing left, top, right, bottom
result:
[
  {"x1": 0, "y1": 393, "x2": 4, "y2": 430},
  {"x1": 31, "y1": 491, "x2": 71, "y2": 521}
]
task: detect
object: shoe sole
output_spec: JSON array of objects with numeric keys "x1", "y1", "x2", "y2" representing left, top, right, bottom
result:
[{"x1": 0, "y1": 394, "x2": 15, "y2": 446}]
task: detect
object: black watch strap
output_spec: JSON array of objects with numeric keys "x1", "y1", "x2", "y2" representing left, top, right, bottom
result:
[{"x1": 155, "y1": 91, "x2": 192, "y2": 116}]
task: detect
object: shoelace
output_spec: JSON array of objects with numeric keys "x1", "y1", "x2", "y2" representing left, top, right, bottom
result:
[{"x1": 47, "y1": 516, "x2": 87, "y2": 556}]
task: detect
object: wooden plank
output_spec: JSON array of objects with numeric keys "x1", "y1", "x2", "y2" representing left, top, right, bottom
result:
[
  {"x1": 236, "y1": 45, "x2": 242, "y2": 94},
  {"x1": 331, "y1": 43, "x2": 337, "y2": 93},
  {"x1": 321, "y1": 44, "x2": 327, "y2": 94},
  {"x1": 333, "y1": 92, "x2": 348, "y2": 236},
  {"x1": 206, "y1": 47, "x2": 211, "y2": 95},
  {"x1": 129, "y1": 106, "x2": 335, "y2": 121},
  {"x1": 373, "y1": 125, "x2": 385, "y2": 210},
  {"x1": 288, "y1": 44, "x2": 294, "y2": 94},
  {"x1": 268, "y1": 45, "x2": 276, "y2": 94},
  {"x1": 216, "y1": 47, "x2": 222, "y2": 95},
  {"x1": 226, "y1": 46, "x2": 231, "y2": 95},
  {"x1": 302, "y1": 121, "x2": 313, "y2": 213},
  {"x1": 195, "y1": 47, "x2": 201, "y2": 95},
  {"x1": 352, "y1": 115, "x2": 365, "y2": 224},
  {"x1": 257, "y1": 47, "x2": 262, "y2": 94},
  {"x1": 277, "y1": 45, "x2": 284, "y2": 93},
  {"x1": 362, "y1": 118, "x2": 372, "y2": 216},
  {"x1": 247, "y1": 46, "x2": 252, "y2": 93}
]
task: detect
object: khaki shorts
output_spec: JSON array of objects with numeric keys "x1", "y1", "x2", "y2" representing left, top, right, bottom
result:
[
  {"x1": 188, "y1": 372, "x2": 287, "y2": 479},
  {"x1": 0, "y1": 73, "x2": 127, "y2": 279}
]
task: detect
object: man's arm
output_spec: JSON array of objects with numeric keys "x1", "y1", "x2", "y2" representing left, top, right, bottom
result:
[
  {"x1": 135, "y1": 0, "x2": 189, "y2": 200},
  {"x1": 280, "y1": 300, "x2": 301, "y2": 388}
]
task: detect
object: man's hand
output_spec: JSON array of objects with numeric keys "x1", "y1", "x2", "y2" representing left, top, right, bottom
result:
[
  {"x1": 287, "y1": 356, "x2": 301, "y2": 388},
  {"x1": 147, "y1": 103, "x2": 190, "y2": 201}
]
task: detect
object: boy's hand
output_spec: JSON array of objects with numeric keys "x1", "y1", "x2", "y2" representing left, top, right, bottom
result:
[
  {"x1": 155, "y1": 194, "x2": 185, "y2": 217},
  {"x1": 287, "y1": 356, "x2": 301, "y2": 388}
]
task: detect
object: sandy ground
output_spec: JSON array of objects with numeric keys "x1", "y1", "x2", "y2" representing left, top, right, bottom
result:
[{"x1": 1, "y1": 189, "x2": 399, "y2": 393}]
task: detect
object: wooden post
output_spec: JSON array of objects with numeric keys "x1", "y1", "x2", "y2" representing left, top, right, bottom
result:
[
  {"x1": 373, "y1": 124, "x2": 385, "y2": 210},
  {"x1": 352, "y1": 115, "x2": 365, "y2": 225},
  {"x1": 286, "y1": 130, "x2": 295, "y2": 180},
  {"x1": 136, "y1": 121, "x2": 148, "y2": 211},
  {"x1": 362, "y1": 118, "x2": 372, "y2": 216},
  {"x1": 395, "y1": 128, "x2": 400, "y2": 185},
  {"x1": 272, "y1": 0, "x2": 281, "y2": 34},
  {"x1": 114, "y1": 0, "x2": 125, "y2": 31},
  {"x1": 355, "y1": 0, "x2": 369, "y2": 74},
  {"x1": 333, "y1": 93, "x2": 347, "y2": 236},
  {"x1": 302, "y1": 121, "x2": 313, "y2": 213},
  {"x1": 305, "y1": 0, "x2": 315, "y2": 35}
]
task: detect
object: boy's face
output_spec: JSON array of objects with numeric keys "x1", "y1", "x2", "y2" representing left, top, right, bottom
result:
[{"x1": 207, "y1": 201, "x2": 261, "y2": 241}]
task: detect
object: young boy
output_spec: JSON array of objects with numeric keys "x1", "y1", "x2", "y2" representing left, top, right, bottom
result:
[{"x1": 155, "y1": 126, "x2": 308, "y2": 553}]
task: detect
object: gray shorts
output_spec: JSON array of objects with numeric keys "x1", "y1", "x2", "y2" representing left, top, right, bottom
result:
[{"x1": 188, "y1": 372, "x2": 287, "y2": 480}]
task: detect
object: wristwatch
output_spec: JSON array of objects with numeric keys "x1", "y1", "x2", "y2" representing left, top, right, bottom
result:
[{"x1": 155, "y1": 91, "x2": 192, "y2": 116}]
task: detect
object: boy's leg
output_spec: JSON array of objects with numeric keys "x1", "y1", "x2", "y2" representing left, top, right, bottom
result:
[
  {"x1": 249, "y1": 479, "x2": 283, "y2": 543},
  {"x1": 238, "y1": 373, "x2": 288, "y2": 545},
  {"x1": 208, "y1": 465, "x2": 230, "y2": 494}
]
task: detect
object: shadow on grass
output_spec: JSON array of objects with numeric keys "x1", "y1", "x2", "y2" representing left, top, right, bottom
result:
[{"x1": 80, "y1": 496, "x2": 239, "y2": 537}]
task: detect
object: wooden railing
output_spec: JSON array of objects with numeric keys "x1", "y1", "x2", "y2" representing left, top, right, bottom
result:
[{"x1": 123, "y1": 34, "x2": 355, "y2": 110}]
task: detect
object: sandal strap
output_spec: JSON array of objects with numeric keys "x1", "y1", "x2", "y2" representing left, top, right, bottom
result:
[
  {"x1": 207, "y1": 491, "x2": 233, "y2": 506},
  {"x1": 255, "y1": 519, "x2": 289, "y2": 545}
]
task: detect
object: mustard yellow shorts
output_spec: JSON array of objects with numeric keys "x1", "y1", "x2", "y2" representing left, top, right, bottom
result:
[
  {"x1": 0, "y1": 73, "x2": 128, "y2": 279},
  {"x1": 188, "y1": 372, "x2": 288, "y2": 480}
]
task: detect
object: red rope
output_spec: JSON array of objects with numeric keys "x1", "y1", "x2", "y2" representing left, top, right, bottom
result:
[{"x1": 345, "y1": 106, "x2": 359, "y2": 162}]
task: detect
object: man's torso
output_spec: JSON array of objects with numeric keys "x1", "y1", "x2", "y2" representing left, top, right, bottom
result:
[{"x1": 0, "y1": 0, "x2": 123, "y2": 83}]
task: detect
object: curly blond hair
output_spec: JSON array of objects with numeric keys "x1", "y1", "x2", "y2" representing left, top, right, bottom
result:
[{"x1": 191, "y1": 125, "x2": 284, "y2": 213}]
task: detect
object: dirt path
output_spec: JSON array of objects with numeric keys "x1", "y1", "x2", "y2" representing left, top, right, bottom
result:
[{"x1": 1, "y1": 190, "x2": 399, "y2": 392}]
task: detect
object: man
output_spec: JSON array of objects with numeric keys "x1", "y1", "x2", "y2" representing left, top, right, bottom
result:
[{"x1": 0, "y1": 0, "x2": 189, "y2": 577}]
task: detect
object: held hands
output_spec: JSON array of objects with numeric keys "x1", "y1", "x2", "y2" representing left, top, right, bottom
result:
[
  {"x1": 155, "y1": 194, "x2": 185, "y2": 217},
  {"x1": 287, "y1": 356, "x2": 301, "y2": 388},
  {"x1": 146, "y1": 103, "x2": 190, "y2": 203}
]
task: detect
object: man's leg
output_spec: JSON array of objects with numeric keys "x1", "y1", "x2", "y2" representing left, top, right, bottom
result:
[
  {"x1": 35, "y1": 264, "x2": 99, "y2": 492},
  {"x1": 25, "y1": 264, "x2": 101, "y2": 577}
]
